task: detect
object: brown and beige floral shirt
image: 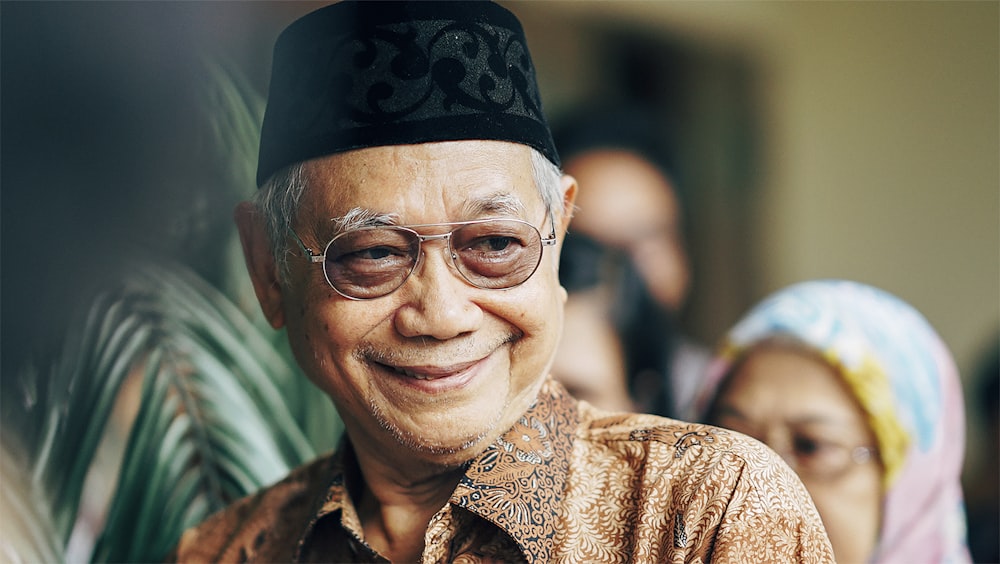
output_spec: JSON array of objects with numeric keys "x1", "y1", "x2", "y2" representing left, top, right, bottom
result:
[{"x1": 173, "y1": 378, "x2": 833, "y2": 563}]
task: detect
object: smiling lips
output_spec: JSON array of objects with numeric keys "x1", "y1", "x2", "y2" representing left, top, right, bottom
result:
[{"x1": 389, "y1": 359, "x2": 481, "y2": 381}]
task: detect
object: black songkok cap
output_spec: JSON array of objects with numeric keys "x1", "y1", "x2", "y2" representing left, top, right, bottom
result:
[{"x1": 256, "y1": 0, "x2": 559, "y2": 187}]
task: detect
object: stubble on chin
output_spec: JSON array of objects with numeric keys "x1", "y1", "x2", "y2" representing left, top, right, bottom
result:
[{"x1": 368, "y1": 396, "x2": 509, "y2": 462}]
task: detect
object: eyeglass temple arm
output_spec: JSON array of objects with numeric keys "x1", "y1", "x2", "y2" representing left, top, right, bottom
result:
[
  {"x1": 287, "y1": 227, "x2": 325, "y2": 263},
  {"x1": 541, "y1": 212, "x2": 558, "y2": 246}
]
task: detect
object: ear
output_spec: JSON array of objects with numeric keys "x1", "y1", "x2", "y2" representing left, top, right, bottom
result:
[
  {"x1": 234, "y1": 201, "x2": 286, "y2": 329},
  {"x1": 550, "y1": 174, "x2": 578, "y2": 279},
  {"x1": 558, "y1": 173, "x2": 578, "y2": 236}
]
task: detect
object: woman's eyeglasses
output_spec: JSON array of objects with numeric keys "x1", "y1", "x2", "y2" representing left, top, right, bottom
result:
[
  {"x1": 713, "y1": 413, "x2": 880, "y2": 482},
  {"x1": 780, "y1": 436, "x2": 878, "y2": 482},
  {"x1": 290, "y1": 217, "x2": 557, "y2": 300}
]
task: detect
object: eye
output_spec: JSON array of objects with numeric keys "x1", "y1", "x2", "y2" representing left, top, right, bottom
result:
[
  {"x1": 455, "y1": 224, "x2": 533, "y2": 267},
  {"x1": 467, "y1": 235, "x2": 518, "y2": 253},
  {"x1": 326, "y1": 228, "x2": 419, "y2": 295},
  {"x1": 330, "y1": 229, "x2": 409, "y2": 255},
  {"x1": 330, "y1": 242, "x2": 412, "y2": 266},
  {"x1": 789, "y1": 434, "x2": 854, "y2": 477},
  {"x1": 792, "y1": 436, "x2": 822, "y2": 457},
  {"x1": 345, "y1": 246, "x2": 398, "y2": 261}
]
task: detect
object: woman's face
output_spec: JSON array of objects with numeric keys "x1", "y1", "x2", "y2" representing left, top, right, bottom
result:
[{"x1": 710, "y1": 346, "x2": 883, "y2": 564}]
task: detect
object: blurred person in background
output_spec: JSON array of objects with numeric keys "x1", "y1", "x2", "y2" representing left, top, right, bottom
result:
[
  {"x1": 551, "y1": 108, "x2": 711, "y2": 417},
  {"x1": 695, "y1": 279, "x2": 971, "y2": 563},
  {"x1": 551, "y1": 231, "x2": 635, "y2": 412}
]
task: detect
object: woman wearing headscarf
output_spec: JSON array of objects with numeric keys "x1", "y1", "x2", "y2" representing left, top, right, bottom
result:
[{"x1": 695, "y1": 279, "x2": 970, "y2": 563}]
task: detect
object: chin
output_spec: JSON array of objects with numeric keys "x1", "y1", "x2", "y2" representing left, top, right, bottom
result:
[
  {"x1": 374, "y1": 401, "x2": 505, "y2": 457},
  {"x1": 418, "y1": 429, "x2": 494, "y2": 458}
]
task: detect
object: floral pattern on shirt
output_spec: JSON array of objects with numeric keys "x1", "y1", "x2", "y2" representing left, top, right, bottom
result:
[{"x1": 172, "y1": 378, "x2": 833, "y2": 563}]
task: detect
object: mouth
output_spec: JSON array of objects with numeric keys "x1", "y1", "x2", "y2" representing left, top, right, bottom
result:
[
  {"x1": 358, "y1": 332, "x2": 521, "y2": 390},
  {"x1": 385, "y1": 359, "x2": 480, "y2": 381}
]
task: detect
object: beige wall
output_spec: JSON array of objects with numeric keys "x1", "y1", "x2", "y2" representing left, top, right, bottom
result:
[{"x1": 508, "y1": 1, "x2": 999, "y2": 382}]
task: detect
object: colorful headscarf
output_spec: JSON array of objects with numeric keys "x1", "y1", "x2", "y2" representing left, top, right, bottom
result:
[{"x1": 694, "y1": 280, "x2": 970, "y2": 563}]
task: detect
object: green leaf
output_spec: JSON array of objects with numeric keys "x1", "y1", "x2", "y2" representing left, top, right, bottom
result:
[{"x1": 1, "y1": 55, "x2": 343, "y2": 564}]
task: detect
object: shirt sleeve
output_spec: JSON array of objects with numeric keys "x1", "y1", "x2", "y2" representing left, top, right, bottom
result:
[{"x1": 690, "y1": 441, "x2": 835, "y2": 563}]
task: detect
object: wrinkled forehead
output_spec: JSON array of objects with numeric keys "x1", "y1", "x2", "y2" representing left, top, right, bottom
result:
[{"x1": 297, "y1": 141, "x2": 540, "y2": 226}]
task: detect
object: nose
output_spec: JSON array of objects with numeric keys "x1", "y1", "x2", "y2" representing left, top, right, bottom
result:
[{"x1": 393, "y1": 241, "x2": 483, "y2": 340}]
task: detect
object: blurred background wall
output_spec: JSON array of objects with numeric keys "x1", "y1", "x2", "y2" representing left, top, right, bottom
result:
[
  {"x1": 508, "y1": 0, "x2": 998, "y2": 379},
  {"x1": 3, "y1": 0, "x2": 997, "y2": 467}
]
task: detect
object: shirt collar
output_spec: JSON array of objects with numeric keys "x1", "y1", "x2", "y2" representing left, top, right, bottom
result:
[
  {"x1": 296, "y1": 378, "x2": 579, "y2": 562},
  {"x1": 451, "y1": 378, "x2": 578, "y2": 561}
]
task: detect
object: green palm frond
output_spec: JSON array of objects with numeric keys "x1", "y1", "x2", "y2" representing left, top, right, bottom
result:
[
  {"x1": 1, "y1": 289, "x2": 155, "y2": 561},
  {"x1": 91, "y1": 263, "x2": 340, "y2": 562},
  {"x1": 2, "y1": 259, "x2": 342, "y2": 564},
  {"x1": 2, "y1": 425, "x2": 65, "y2": 563},
  {"x1": 2, "y1": 52, "x2": 344, "y2": 564}
]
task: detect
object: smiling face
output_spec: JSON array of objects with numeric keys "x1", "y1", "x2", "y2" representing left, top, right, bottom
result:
[
  {"x1": 245, "y1": 140, "x2": 573, "y2": 469},
  {"x1": 708, "y1": 345, "x2": 883, "y2": 564}
]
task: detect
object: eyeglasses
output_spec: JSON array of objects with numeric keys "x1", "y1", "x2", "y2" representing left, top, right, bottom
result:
[
  {"x1": 778, "y1": 437, "x2": 878, "y2": 482},
  {"x1": 290, "y1": 217, "x2": 557, "y2": 300},
  {"x1": 713, "y1": 414, "x2": 880, "y2": 482}
]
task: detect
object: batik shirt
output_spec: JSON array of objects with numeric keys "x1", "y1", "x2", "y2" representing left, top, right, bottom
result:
[{"x1": 173, "y1": 378, "x2": 833, "y2": 563}]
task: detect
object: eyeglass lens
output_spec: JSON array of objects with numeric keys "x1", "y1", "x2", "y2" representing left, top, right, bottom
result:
[
  {"x1": 714, "y1": 413, "x2": 878, "y2": 482},
  {"x1": 322, "y1": 219, "x2": 544, "y2": 299},
  {"x1": 785, "y1": 436, "x2": 876, "y2": 481}
]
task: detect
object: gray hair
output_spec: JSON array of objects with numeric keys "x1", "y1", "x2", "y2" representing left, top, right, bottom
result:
[{"x1": 253, "y1": 147, "x2": 564, "y2": 281}]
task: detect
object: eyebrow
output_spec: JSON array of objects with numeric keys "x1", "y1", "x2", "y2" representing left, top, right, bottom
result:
[
  {"x1": 715, "y1": 404, "x2": 859, "y2": 429},
  {"x1": 330, "y1": 208, "x2": 401, "y2": 233},
  {"x1": 461, "y1": 192, "x2": 526, "y2": 218},
  {"x1": 328, "y1": 192, "x2": 527, "y2": 234}
]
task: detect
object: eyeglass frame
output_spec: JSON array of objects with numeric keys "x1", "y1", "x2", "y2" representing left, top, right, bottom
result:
[
  {"x1": 288, "y1": 214, "x2": 558, "y2": 300},
  {"x1": 778, "y1": 442, "x2": 879, "y2": 482}
]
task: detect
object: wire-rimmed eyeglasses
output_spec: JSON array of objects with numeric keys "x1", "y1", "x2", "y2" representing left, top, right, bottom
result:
[
  {"x1": 778, "y1": 439, "x2": 879, "y2": 482},
  {"x1": 289, "y1": 216, "x2": 557, "y2": 300}
]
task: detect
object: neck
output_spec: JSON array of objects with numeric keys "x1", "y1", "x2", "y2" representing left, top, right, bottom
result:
[{"x1": 352, "y1": 445, "x2": 467, "y2": 562}]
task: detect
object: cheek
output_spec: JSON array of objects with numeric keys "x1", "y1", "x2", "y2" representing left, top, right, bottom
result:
[
  {"x1": 806, "y1": 472, "x2": 883, "y2": 560},
  {"x1": 283, "y1": 288, "x2": 378, "y2": 389},
  {"x1": 286, "y1": 309, "x2": 338, "y2": 385},
  {"x1": 510, "y1": 278, "x2": 564, "y2": 364},
  {"x1": 520, "y1": 269, "x2": 563, "y2": 324}
]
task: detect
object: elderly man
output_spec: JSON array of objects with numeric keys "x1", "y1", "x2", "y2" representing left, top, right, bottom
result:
[{"x1": 173, "y1": 2, "x2": 833, "y2": 562}]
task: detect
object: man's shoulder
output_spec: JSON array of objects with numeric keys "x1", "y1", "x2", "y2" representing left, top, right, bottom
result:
[
  {"x1": 562, "y1": 407, "x2": 835, "y2": 562},
  {"x1": 572, "y1": 405, "x2": 793, "y2": 496},
  {"x1": 171, "y1": 454, "x2": 335, "y2": 563},
  {"x1": 575, "y1": 404, "x2": 763, "y2": 461}
]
